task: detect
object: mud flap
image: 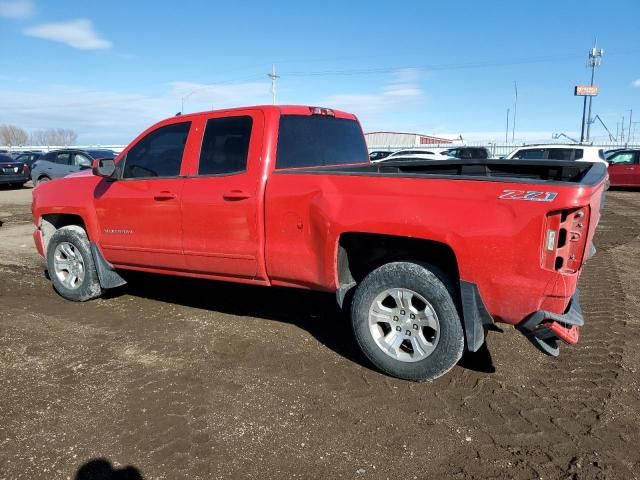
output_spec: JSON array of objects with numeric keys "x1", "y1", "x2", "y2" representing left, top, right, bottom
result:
[
  {"x1": 460, "y1": 281, "x2": 494, "y2": 352},
  {"x1": 90, "y1": 243, "x2": 127, "y2": 289}
]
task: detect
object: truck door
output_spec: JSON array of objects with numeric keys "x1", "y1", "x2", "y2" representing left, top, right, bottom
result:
[
  {"x1": 94, "y1": 121, "x2": 192, "y2": 270},
  {"x1": 180, "y1": 111, "x2": 264, "y2": 279}
]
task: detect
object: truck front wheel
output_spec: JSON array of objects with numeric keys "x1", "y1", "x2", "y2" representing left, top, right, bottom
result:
[
  {"x1": 46, "y1": 226, "x2": 103, "y2": 302},
  {"x1": 351, "y1": 262, "x2": 464, "y2": 381}
]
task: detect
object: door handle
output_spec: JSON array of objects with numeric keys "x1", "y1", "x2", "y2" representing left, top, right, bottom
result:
[
  {"x1": 223, "y1": 189, "x2": 251, "y2": 201},
  {"x1": 154, "y1": 191, "x2": 177, "y2": 201}
]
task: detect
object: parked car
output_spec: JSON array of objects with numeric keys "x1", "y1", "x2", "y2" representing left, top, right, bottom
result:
[
  {"x1": 441, "y1": 147, "x2": 490, "y2": 159},
  {"x1": 0, "y1": 153, "x2": 29, "y2": 188},
  {"x1": 606, "y1": 149, "x2": 640, "y2": 187},
  {"x1": 505, "y1": 144, "x2": 608, "y2": 164},
  {"x1": 32, "y1": 105, "x2": 607, "y2": 381},
  {"x1": 374, "y1": 148, "x2": 450, "y2": 162},
  {"x1": 31, "y1": 149, "x2": 116, "y2": 185},
  {"x1": 369, "y1": 150, "x2": 393, "y2": 162},
  {"x1": 15, "y1": 152, "x2": 43, "y2": 169}
]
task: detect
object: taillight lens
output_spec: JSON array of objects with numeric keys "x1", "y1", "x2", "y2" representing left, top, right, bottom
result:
[{"x1": 542, "y1": 207, "x2": 590, "y2": 273}]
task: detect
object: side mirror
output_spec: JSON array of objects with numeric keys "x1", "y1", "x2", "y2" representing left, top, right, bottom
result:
[{"x1": 92, "y1": 158, "x2": 117, "y2": 179}]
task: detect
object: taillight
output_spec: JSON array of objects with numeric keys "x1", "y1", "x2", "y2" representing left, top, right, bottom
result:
[
  {"x1": 23, "y1": 163, "x2": 29, "y2": 174},
  {"x1": 542, "y1": 207, "x2": 590, "y2": 273},
  {"x1": 309, "y1": 106, "x2": 335, "y2": 116}
]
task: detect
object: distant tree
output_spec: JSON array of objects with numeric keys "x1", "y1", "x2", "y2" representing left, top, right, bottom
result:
[
  {"x1": 30, "y1": 128, "x2": 78, "y2": 146},
  {"x1": 0, "y1": 124, "x2": 29, "y2": 146}
]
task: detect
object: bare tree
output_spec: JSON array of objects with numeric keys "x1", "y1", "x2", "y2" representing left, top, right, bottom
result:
[
  {"x1": 0, "y1": 124, "x2": 29, "y2": 146},
  {"x1": 57, "y1": 128, "x2": 78, "y2": 146},
  {"x1": 30, "y1": 128, "x2": 78, "y2": 146}
]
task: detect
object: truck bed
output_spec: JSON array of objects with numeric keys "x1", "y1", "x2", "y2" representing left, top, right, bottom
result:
[{"x1": 281, "y1": 159, "x2": 607, "y2": 186}]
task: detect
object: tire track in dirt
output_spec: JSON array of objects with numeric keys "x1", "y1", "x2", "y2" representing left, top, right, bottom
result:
[{"x1": 430, "y1": 193, "x2": 640, "y2": 479}]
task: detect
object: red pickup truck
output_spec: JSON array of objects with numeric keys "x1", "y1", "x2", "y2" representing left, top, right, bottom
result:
[{"x1": 31, "y1": 105, "x2": 607, "y2": 381}]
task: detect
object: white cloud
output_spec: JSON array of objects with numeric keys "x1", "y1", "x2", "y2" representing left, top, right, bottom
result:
[
  {"x1": 0, "y1": 0, "x2": 34, "y2": 18},
  {"x1": 24, "y1": 19, "x2": 111, "y2": 50},
  {"x1": 0, "y1": 80, "x2": 273, "y2": 144},
  {"x1": 632, "y1": 79, "x2": 640, "y2": 88},
  {"x1": 319, "y1": 69, "x2": 425, "y2": 119}
]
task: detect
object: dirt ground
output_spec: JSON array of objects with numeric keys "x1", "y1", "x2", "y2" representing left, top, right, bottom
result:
[{"x1": 0, "y1": 184, "x2": 639, "y2": 480}]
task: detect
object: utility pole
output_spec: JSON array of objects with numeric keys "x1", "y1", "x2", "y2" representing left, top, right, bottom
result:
[
  {"x1": 628, "y1": 109, "x2": 633, "y2": 143},
  {"x1": 505, "y1": 108, "x2": 510, "y2": 143},
  {"x1": 621, "y1": 115, "x2": 625, "y2": 143},
  {"x1": 267, "y1": 64, "x2": 280, "y2": 105},
  {"x1": 512, "y1": 81, "x2": 518, "y2": 142},
  {"x1": 584, "y1": 43, "x2": 604, "y2": 143}
]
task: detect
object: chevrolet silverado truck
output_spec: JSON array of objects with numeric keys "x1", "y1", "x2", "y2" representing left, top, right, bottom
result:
[{"x1": 31, "y1": 105, "x2": 607, "y2": 381}]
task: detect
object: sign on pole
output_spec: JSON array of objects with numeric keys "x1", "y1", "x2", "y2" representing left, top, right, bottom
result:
[{"x1": 575, "y1": 85, "x2": 599, "y2": 96}]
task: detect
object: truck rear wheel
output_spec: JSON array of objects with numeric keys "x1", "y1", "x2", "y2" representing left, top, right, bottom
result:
[
  {"x1": 46, "y1": 226, "x2": 103, "y2": 302},
  {"x1": 351, "y1": 262, "x2": 464, "y2": 381}
]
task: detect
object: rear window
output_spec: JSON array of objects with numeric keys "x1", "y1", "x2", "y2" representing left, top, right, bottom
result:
[{"x1": 276, "y1": 115, "x2": 368, "y2": 169}]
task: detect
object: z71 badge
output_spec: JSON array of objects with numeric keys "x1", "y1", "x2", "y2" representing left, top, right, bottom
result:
[{"x1": 499, "y1": 190, "x2": 558, "y2": 202}]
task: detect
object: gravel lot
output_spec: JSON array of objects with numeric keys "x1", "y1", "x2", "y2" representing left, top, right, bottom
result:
[{"x1": 0, "y1": 184, "x2": 639, "y2": 480}]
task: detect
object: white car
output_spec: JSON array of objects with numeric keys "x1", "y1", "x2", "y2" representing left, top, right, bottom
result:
[
  {"x1": 372, "y1": 148, "x2": 452, "y2": 163},
  {"x1": 504, "y1": 144, "x2": 608, "y2": 164}
]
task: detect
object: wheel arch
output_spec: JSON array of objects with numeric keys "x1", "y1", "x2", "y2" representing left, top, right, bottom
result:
[
  {"x1": 336, "y1": 232, "x2": 491, "y2": 352},
  {"x1": 336, "y1": 232, "x2": 460, "y2": 297},
  {"x1": 40, "y1": 213, "x2": 89, "y2": 255}
]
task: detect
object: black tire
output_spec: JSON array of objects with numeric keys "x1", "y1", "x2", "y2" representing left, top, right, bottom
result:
[
  {"x1": 46, "y1": 226, "x2": 103, "y2": 302},
  {"x1": 37, "y1": 176, "x2": 50, "y2": 185},
  {"x1": 351, "y1": 262, "x2": 464, "y2": 381}
]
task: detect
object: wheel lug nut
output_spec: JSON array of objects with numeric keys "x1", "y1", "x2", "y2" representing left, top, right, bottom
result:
[
  {"x1": 413, "y1": 324, "x2": 418, "y2": 330},
  {"x1": 396, "y1": 326, "x2": 402, "y2": 332},
  {"x1": 406, "y1": 330, "x2": 411, "y2": 336},
  {"x1": 393, "y1": 316, "x2": 399, "y2": 321},
  {"x1": 410, "y1": 314, "x2": 415, "y2": 319},
  {"x1": 400, "y1": 310, "x2": 406, "y2": 315}
]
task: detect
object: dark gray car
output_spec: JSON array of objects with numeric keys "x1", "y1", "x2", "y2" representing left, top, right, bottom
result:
[{"x1": 31, "y1": 149, "x2": 116, "y2": 185}]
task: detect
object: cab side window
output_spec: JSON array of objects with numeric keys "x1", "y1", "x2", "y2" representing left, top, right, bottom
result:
[
  {"x1": 198, "y1": 116, "x2": 253, "y2": 175},
  {"x1": 123, "y1": 122, "x2": 191, "y2": 179},
  {"x1": 73, "y1": 153, "x2": 91, "y2": 167},
  {"x1": 547, "y1": 148, "x2": 573, "y2": 160},
  {"x1": 513, "y1": 149, "x2": 545, "y2": 159},
  {"x1": 56, "y1": 152, "x2": 72, "y2": 165},
  {"x1": 608, "y1": 152, "x2": 635, "y2": 165}
]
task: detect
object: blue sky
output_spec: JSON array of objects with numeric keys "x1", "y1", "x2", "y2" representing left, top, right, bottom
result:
[{"x1": 0, "y1": 0, "x2": 639, "y2": 144}]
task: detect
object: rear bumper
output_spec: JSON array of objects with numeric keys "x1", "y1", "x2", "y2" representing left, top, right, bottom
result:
[
  {"x1": 0, "y1": 174, "x2": 28, "y2": 184},
  {"x1": 517, "y1": 290, "x2": 584, "y2": 356}
]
